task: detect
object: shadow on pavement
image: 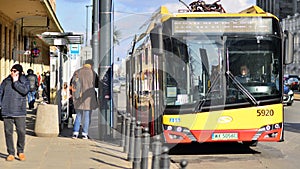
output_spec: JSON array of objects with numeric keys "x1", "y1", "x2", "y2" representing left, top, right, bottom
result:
[
  {"x1": 284, "y1": 122, "x2": 300, "y2": 134},
  {"x1": 92, "y1": 144, "x2": 124, "y2": 154},
  {"x1": 168, "y1": 142, "x2": 261, "y2": 155},
  {"x1": 91, "y1": 149, "x2": 127, "y2": 161},
  {"x1": 0, "y1": 152, "x2": 7, "y2": 160},
  {"x1": 90, "y1": 157, "x2": 131, "y2": 169},
  {"x1": 26, "y1": 108, "x2": 37, "y2": 136},
  {"x1": 59, "y1": 127, "x2": 73, "y2": 138}
]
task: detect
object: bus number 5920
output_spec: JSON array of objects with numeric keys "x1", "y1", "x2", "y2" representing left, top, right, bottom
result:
[{"x1": 257, "y1": 109, "x2": 274, "y2": 116}]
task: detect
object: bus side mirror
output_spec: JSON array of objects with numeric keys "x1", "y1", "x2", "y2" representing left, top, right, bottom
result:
[{"x1": 284, "y1": 30, "x2": 294, "y2": 65}]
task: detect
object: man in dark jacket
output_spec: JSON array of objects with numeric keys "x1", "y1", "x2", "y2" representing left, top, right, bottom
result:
[
  {"x1": 26, "y1": 69, "x2": 38, "y2": 109},
  {"x1": 0, "y1": 64, "x2": 30, "y2": 161}
]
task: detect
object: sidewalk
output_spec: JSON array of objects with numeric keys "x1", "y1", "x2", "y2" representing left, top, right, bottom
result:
[
  {"x1": 0, "y1": 106, "x2": 132, "y2": 169},
  {"x1": 294, "y1": 92, "x2": 300, "y2": 100}
]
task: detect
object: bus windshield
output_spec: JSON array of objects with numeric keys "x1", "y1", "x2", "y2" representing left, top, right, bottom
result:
[{"x1": 163, "y1": 35, "x2": 281, "y2": 107}]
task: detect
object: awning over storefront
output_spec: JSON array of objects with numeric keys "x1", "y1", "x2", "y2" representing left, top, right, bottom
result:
[
  {"x1": 0, "y1": 0, "x2": 63, "y2": 34},
  {"x1": 42, "y1": 32, "x2": 84, "y2": 45}
]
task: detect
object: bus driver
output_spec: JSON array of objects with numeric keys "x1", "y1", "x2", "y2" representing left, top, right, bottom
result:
[{"x1": 236, "y1": 65, "x2": 250, "y2": 83}]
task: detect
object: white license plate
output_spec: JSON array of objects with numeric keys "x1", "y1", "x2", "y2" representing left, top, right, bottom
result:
[{"x1": 212, "y1": 133, "x2": 238, "y2": 140}]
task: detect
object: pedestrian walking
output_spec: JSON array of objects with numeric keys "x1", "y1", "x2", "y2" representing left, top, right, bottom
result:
[
  {"x1": 71, "y1": 59, "x2": 98, "y2": 139},
  {"x1": 26, "y1": 69, "x2": 39, "y2": 109},
  {"x1": 36, "y1": 72, "x2": 41, "y2": 100},
  {"x1": 37, "y1": 72, "x2": 41, "y2": 86},
  {"x1": 61, "y1": 82, "x2": 69, "y2": 113},
  {"x1": 61, "y1": 82, "x2": 71, "y2": 127},
  {"x1": 0, "y1": 64, "x2": 30, "y2": 161},
  {"x1": 41, "y1": 71, "x2": 50, "y2": 103}
]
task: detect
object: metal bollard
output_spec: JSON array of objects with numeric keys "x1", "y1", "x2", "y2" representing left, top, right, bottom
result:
[
  {"x1": 133, "y1": 121, "x2": 142, "y2": 169},
  {"x1": 124, "y1": 114, "x2": 131, "y2": 153},
  {"x1": 160, "y1": 146, "x2": 170, "y2": 169},
  {"x1": 151, "y1": 135, "x2": 162, "y2": 169},
  {"x1": 141, "y1": 127, "x2": 150, "y2": 169},
  {"x1": 180, "y1": 160, "x2": 188, "y2": 169},
  {"x1": 128, "y1": 117, "x2": 136, "y2": 161},
  {"x1": 120, "y1": 111, "x2": 126, "y2": 147}
]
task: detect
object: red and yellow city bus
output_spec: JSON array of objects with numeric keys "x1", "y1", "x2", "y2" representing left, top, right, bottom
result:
[{"x1": 125, "y1": 4, "x2": 293, "y2": 146}]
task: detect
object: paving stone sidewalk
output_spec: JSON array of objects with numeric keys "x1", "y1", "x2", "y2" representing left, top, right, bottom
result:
[{"x1": 0, "y1": 107, "x2": 132, "y2": 169}]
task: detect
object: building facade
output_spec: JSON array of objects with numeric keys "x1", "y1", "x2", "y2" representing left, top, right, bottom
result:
[
  {"x1": 0, "y1": 0, "x2": 63, "y2": 82},
  {"x1": 282, "y1": 14, "x2": 300, "y2": 75},
  {"x1": 257, "y1": 0, "x2": 300, "y2": 75},
  {"x1": 256, "y1": 0, "x2": 300, "y2": 20}
]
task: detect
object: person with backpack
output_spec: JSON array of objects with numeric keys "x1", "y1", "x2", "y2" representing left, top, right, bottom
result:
[
  {"x1": 26, "y1": 69, "x2": 38, "y2": 109},
  {"x1": 71, "y1": 59, "x2": 99, "y2": 139},
  {"x1": 0, "y1": 64, "x2": 30, "y2": 161}
]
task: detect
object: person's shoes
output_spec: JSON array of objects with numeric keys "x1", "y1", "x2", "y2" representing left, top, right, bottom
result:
[
  {"x1": 82, "y1": 135, "x2": 88, "y2": 139},
  {"x1": 6, "y1": 155, "x2": 15, "y2": 161},
  {"x1": 17, "y1": 153, "x2": 26, "y2": 161},
  {"x1": 72, "y1": 135, "x2": 78, "y2": 139}
]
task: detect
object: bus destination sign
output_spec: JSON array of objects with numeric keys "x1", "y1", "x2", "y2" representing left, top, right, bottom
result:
[{"x1": 172, "y1": 18, "x2": 273, "y2": 34}]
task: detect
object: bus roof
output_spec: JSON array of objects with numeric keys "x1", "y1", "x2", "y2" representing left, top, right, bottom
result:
[
  {"x1": 163, "y1": 5, "x2": 278, "y2": 20},
  {"x1": 136, "y1": 5, "x2": 279, "y2": 47}
]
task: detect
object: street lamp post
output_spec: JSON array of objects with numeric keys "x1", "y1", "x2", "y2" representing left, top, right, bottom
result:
[
  {"x1": 86, "y1": 5, "x2": 93, "y2": 46},
  {"x1": 99, "y1": 0, "x2": 112, "y2": 140}
]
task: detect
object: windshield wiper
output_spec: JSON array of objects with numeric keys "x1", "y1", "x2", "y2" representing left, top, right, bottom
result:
[
  {"x1": 226, "y1": 70, "x2": 260, "y2": 106},
  {"x1": 225, "y1": 46, "x2": 259, "y2": 106},
  {"x1": 194, "y1": 73, "x2": 220, "y2": 112}
]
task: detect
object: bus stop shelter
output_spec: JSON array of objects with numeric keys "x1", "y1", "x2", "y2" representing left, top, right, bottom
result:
[{"x1": 41, "y1": 32, "x2": 83, "y2": 130}]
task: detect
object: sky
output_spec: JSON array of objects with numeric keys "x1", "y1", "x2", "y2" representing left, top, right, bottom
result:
[{"x1": 56, "y1": 0, "x2": 256, "y2": 62}]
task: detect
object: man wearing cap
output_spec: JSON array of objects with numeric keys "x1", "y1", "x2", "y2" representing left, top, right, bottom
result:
[
  {"x1": 71, "y1": 59, "x2": 99, "y2": 139},
  {"x1": 0, "y1": 64, "x2": 30, "y2": 161}
]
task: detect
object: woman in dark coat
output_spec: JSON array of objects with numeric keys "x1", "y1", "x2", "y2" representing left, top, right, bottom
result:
[{"x1": 0, "y1": 64, "x2": 30, "y2": 161}]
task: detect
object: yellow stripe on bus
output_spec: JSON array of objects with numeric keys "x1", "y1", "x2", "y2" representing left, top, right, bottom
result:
[{"x1": 163, "y1": 104, "x2": 283, "y2": 130}]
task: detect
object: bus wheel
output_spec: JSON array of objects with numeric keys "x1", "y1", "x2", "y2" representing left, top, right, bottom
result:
[{"x1": 243, "y1": 141, "x2": 258, "y2": 147}]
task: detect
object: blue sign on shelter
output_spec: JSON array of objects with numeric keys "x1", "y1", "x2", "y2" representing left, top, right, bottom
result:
[{"x1": 70, "y1": 44, "x2": 80, "y2": 55}]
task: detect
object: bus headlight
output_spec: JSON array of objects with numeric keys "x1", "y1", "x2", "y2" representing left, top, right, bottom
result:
[
  {"x1": 163, "y1": 125, "x2": 197, "y2": 142},
  {"x1": 176, "y1": 127, "x2": 183, "y2": 132}
]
